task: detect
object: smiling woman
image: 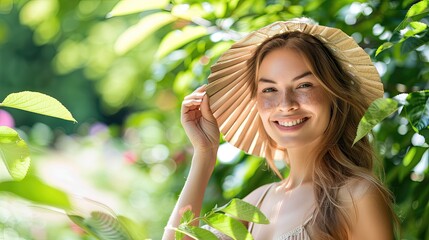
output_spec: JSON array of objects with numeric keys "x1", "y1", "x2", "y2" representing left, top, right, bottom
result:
[{"x1": 162, "y1": 18, "x2": 398, "y2": 240}]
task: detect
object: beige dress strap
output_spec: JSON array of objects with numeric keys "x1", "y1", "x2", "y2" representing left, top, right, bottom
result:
[{"x1": 248, "y1": 183, "x2": 275, "y2": 233}]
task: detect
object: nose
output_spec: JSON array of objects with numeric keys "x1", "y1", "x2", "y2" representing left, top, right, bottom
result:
[{"x1": 278, "y1": 90, "x2": 298, "y2": 111}]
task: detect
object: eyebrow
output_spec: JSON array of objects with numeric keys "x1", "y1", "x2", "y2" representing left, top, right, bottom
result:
[{"x1": 258, "y1": 71, "x2": 312, "y2": 83}]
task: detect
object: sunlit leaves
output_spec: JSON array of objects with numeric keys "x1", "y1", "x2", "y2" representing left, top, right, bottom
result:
[
  {"x1": 0, "y1": 176, "x2": 71, "y2": 209},
  {"x1": 406, "y1": 0, "x2": 429, "y2": 18},
  {"x1": 403, "y1": 90, "x2": 429, "y2": 132},
  {"x1": 0, "y1": 91, "x2": 76, "y2": 122},
  {"x1": 401, "y1": 30, "x2": 429, "y2": 54},
  {"x1": 376, "y1": 0, "x2": 429, "y2": 55},
  {"x1": 354, "y1": 98, "x2": 400, "y2": 144},
  {"x1": 171, "y1": 4, "x2": 206, "y2": 21},
  {"x1": 175, "y1": 225, "x2": 218, "y2": 240},
  {"x1": 107, "y1": 0, "x2": 169, "y2": 17},
  {"x1": 355, "y1": 91, "x2": 429, "y2": 144},
  {"x1": 214, "y1": 198, "x2": 269, "y2": 224},
  {"x1": 207, "y1": 213, "x2": 253, "y2": 240},
  {"x1": 156, "y1": 26, "x2": 208, "y2": 59},
  {"x1": 0, "y1": 126, "x2": 30, "y2": 181},
  {"x1": 114, "y1": 12, "x2": 177, "y2": 55},
  {"x1": 176, "y1": 198, "x2": 268, "y2": 239}
]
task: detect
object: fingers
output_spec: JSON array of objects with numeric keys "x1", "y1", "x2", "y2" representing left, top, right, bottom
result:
[
  {"x1": 182, "y1": 85, "x2": 207, "y2": 109},
  {"x1": 183, "y1": 85, "x2": 206, "y2": 100},
  {"x1": 200, "y1": 94, "x2": 215, "y2": 121}
]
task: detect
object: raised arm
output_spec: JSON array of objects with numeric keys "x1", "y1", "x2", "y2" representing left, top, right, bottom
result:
[{"x1": 162, "y1": 85, "x2": 220, "y2": 240}]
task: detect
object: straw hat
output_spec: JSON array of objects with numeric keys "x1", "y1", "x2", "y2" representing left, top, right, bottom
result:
[{"x1": 206, "y1": 19, "x2": 384, "y2": 159}]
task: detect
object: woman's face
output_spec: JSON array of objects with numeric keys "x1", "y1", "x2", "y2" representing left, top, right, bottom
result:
[{"x1": 256, "y1": 47, "x2": 331, "y2": 149}]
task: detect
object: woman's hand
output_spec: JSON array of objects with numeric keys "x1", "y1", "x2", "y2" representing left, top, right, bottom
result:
[{"x1": 181, "y1": 85, "x2": 220, "y2": 153}]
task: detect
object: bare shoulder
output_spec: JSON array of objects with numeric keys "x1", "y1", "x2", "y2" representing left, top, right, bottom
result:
[
  {"x1": 242, "y1": 182, "x2": 275, "y2": 206},
  {"x1": 340, "y1": 178, "x2": 394, "y2": 240}
]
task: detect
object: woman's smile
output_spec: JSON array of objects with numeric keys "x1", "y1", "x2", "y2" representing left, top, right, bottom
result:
[{"x1": 275, "y1": 117, "x2": 309, "y2": 128}]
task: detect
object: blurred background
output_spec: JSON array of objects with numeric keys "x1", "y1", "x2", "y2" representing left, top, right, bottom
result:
[{"x1": 0, "y1": 0, "x2": 428, "y2": 239}]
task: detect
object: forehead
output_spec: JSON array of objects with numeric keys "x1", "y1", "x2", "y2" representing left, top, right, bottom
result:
[{"x1": 258, "y1": 48, "x2": 310, "y2": 78}]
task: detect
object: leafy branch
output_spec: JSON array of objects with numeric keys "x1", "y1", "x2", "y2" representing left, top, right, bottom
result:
[
  {"x1": 376, "y1": 0, "x2": 429, "y2": 56},
  {"x1": 173, "y1": 198, "x2": 269, "y2": 240},
  {"x1": 354, "y1": 90, "x2": 429, "y2": 144}
]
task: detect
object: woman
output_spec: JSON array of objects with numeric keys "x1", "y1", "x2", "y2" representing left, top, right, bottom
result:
[{"x1": 163, "y1": 18, "x2": 396, "y2": 240}]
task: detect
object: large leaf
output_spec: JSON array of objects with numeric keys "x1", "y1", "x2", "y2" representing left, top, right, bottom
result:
[
  {"x1": 156, "y1": 25, "x2": 208, "y2": 59},
  {"x1": 403, "y1": 90, "x2": 429, "y2": 132},
  {"x1": 107, "y1": 0, "x2": 169, "y2": 17},
  {"x1": 0, "y1": 175, "x2": 71, "y2": 209},
  {"x1": 214, "y1": 198, "x2": 269, "y2": 224},
  {"x1": 114, "y1": 12, "x2": 177, "y2": 55},
  {"x1": 354, "y1": 98, "x2": 400, "y2": 144},
  {"x1": 69, "y1": 211, "x2": 132, "y2": 240},
  {"x1": 0, "y1": 126, "x2": 30, "y2": 181},
  {"x1": 0, "y1": 91, "x2": 76, "y2": 122},
  {"x1": 206, "y1": 213, "x2": 253, "y2": 240},
  {"x1": 175, "y1": 225, "x2": 218, "y2": 240}
]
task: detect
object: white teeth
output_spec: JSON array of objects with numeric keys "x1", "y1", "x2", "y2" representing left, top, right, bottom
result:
[{"x1": 278, "y1": 118, "x2": 305, "y2": 127}]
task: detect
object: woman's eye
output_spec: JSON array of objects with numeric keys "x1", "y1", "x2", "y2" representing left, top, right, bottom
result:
[
  {"x1": 262, "y1": 87, "x2": 276, "y2": 93},
  {"x1": 298, "y1": 83, "x2": 312, "y2": 88}
]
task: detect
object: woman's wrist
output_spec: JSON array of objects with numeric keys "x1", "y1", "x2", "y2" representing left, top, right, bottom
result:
[{"x1": 190, "y1": 147, "x2": 218, "y2": 173}]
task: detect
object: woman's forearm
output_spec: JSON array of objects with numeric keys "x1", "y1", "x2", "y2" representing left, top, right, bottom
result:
[{"x1": 162, "y1": 149, "x2": 217, "y2": 240}]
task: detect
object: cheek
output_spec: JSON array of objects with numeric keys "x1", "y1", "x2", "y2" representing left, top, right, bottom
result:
[{"x1": 256, "y1": 95, "x2": 278, "y2": 112}]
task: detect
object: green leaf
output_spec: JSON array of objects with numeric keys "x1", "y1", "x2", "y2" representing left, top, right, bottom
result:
[
  {"x1": 400, "y1": 146, "x2": 427, "y2": 181},
  {"x1": 406, "y1": 0, "x2": 428, "y2": 18},
  {"x1": 410, "y1": 21, "x2": 427, "y2": 33},
  {"x1": 400, "y1": 31, "x2": 429, "y2": 54},
  {"x1": 0, "y1": 175, "x2": 71, "y2": 209},
  {"x1": 117, "y1": 215, "x2": 146, "y2": 240},
  {"x1": 0, "y1": 91, "x2": 76, "y2": 122},
  {"x1": 354, "y1": 98, "x2": 400, "y2": 144},
  {"x1": 376, "y1": 42, "x2": 394, "y2": 56},
  {"x1": 114, "y1": 12, "x2": 176, "y2": 55},
  {"x1": 156, "y1": 25, "x2": 208, "y2": 59},
  {"x1": 70, "y1": 211, "x2": 132, "y2": 240},
  {"x1": 0, "y1": 126, "x2": 30, "y2": 181},
  {"x1": 68, "y1": 215, "x2": 100, "y2": 237},
  {"x1": 176, "y1": 210, "x2": 195, "y2": 239},
  {"x1": 206, "y1": 213, "x2": 253, "y2": 240},
  {"x1": 175, "y1": 225, "x2": 218, "y2": 240},
  {"x1": 107, "y1": 0, "x2": 169, "y2": 17},
  {"x1": 214, "y1": 198, "x2": 269, "y2": 224},
  {"x1": 181, "y1": 209, "x2": 195, "y2": 224},
  {"x1": 403, "y1": 90, "x2": 429, "y2": 132}
]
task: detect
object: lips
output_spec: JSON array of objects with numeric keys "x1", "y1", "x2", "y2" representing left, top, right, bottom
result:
[{"x1": 275, "y1": 117, "x2": 309, "y2": 127}]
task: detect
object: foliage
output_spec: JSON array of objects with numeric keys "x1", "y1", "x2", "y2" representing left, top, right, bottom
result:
[
  {"x1": 0, "y1": 91, "x2": 75, "y2": 180},
  {"x1": 1, "y1": 0, "x2": 429, "y2": 239},
  {"x1": 174, "y1": 198, "x2": 269, "y2": 239},
  {"x1": 354, "y1": 90, "x2": 429, "y2": 144}
]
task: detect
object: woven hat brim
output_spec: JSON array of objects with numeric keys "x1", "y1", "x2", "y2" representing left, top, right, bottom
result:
[{"x1": 206, "y1": 21, "x2": 384, "y2": 159}]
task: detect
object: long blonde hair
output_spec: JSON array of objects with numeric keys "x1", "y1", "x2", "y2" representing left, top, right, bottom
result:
[{"x1": 247, "y1": 31, "x2": 397, "y2": 239}]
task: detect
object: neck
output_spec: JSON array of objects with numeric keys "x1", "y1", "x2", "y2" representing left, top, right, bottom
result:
[{"x1": 282, "y1": 146, "x2": 318, "y2": 188}]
